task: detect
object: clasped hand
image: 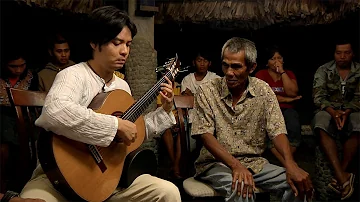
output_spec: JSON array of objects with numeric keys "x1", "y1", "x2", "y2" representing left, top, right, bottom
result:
[{"x1": 331, "y1": 110, "x2": 349, "y2": 130}]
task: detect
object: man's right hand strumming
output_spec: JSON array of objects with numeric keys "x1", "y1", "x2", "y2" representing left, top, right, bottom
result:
[{"x1": 116, "y1": 118, "x2": 137, "y2": 146}]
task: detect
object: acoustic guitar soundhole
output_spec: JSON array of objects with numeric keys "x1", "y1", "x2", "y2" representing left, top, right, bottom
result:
[{"x1": 112, "y1": 111, "x2": 123, "y2": 118}]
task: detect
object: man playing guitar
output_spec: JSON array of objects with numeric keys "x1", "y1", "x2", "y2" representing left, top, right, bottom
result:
[{"x1": 20, "y1": 6, "x2": 181, "y2": 202}]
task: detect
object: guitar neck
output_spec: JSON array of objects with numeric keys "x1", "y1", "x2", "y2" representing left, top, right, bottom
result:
[{"x1": 121, "y1": 71, "x2": 174, "y2": 122}]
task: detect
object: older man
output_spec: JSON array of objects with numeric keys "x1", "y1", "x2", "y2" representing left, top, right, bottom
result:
[{"x1": 191, "y1": 37, "x2": 313, "y2": 202}]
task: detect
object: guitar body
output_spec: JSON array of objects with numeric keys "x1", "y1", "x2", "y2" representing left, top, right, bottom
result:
[{"x1": 38, "y1": 90, "x2": 150, "y2": 202}]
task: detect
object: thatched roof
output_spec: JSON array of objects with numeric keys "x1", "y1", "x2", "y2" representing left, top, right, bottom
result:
[
  {"x1": 16, "y1": 0, "x2": 103, "y2": 13},
  {"x1": 156, "y1": 0, "x2": 360, "y2": 29}
]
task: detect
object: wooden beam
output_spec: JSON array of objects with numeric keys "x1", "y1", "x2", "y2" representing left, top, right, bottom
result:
[{"x1": 139, "y1": 5, "x2": 159, "y2": 12}]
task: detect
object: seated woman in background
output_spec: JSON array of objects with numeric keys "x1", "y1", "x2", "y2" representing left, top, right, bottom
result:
[
  {"x1": 0, "y1": 49, "x2": 38, "y2": 192},
  {"x1": 255, "y1": 46, "x2": 302, "y2": 166}
]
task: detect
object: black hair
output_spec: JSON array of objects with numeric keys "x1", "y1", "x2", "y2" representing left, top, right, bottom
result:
[
  {"x1": 334, "y1": 38, "x2": 353, "y2": 50},
  {"x1": 264, "y1": 45, "x2": 283, "y2": 61},
  {"x1": 88, "y1": 6, "x2": 137, "y2": 48},
  {"x1": 48, "y1": 34, "x2": 69, "y2": 50},
  {"x1": 1, "y1": 48, "x2": 28, "y2": 79},
  {"x1": 193, "y1": 50, "x2": 212, "y2": 62}
]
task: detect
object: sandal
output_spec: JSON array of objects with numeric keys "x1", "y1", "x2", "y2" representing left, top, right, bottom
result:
[
  {"x1": 328, "y1": 178, "x2": 341, "y2": 194},
  {"x1": 340, "y1": 173, "x2": 355, "y2": 200}
]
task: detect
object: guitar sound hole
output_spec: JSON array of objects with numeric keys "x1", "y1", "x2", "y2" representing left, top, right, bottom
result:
[{"x1": 112, "y1": 111, "x2": 123, "y2": 118}]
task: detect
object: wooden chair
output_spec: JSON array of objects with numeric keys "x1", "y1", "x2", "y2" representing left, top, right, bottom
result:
[
  {"x1": 174, "y1": 95, "x2": 223, "y2": 200},
  {"x1": 173, "y1": 95, "x2": 194, "y2": 176},
  {"x1": 173, "y1": 95, "x2": 270, "y2": 201},
  {"x1": 6, "y1": 88, "x2": 47, "y2": 190}
]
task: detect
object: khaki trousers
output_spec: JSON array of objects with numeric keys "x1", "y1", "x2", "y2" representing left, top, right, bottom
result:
[{"x1": 21, "y1": 166, "x2": 181, "y2": 202}]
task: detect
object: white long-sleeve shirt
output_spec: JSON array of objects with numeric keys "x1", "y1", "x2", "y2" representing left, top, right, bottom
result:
[
  {"x1": 180, "y1": 71, "x2": 220, "y2": 123},
  {"x1": 180, "y1": 71, "x2": 220, "y2": 94},
  {"x1": 35, "y1": 62, "x2": 176, "y2": 147}
]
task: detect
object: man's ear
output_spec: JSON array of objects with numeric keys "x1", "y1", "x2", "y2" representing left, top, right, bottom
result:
[
  {"x1": 90, "y1": 42, "x2": 96, "y2": 50},
  {"x1": 48, "y1": 49, "x2": 53, "y2": 56},
  {"x1": 192, "y1": 60, "x2": 195, "y2": 67},
  {"x1": 249, "y1": 63, "x2": 257, "y2": 74},
  {"x1": 209, "y1": 61, "x2": 212, "y2": 67}
]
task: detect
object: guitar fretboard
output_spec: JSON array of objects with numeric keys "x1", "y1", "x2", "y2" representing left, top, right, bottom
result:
[{"x1": 121, "y1": 70, "x2": 174, "y2": 122}]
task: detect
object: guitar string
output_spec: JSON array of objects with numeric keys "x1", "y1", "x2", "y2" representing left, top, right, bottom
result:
[
  {"x1": 125, "y1": 60, "x2": 174, "y2": 119},
  {"x1": 132, "y1": 70, "x2": 174, "y2": 117},
  {"x1": 130, "y1": 61, "x2": 176, "y2": 118},
  {"x1": 123, "y1": 71, "x2": 173, "y2": 121},
  {"x1": 122, "y1": 64, "x2": 176, "y2": 122},
  {"x1": 91, "y1": 60, "x2": 176, "y2": 155}
]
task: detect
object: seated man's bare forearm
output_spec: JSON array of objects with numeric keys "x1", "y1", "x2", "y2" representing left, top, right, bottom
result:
[
  {"x1": 325, "y1": 106, "x2": 335, "y2": 114},
  {"x1": 272, "y1": 134, "x2": 295, "y2": 166},
  {"x1": 200, "y1": 133, "x2": 242, "y2": 169}
]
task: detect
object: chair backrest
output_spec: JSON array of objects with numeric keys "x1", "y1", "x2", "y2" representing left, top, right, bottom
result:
[
  {"x1": 8, "y1": 88, "x2": 46, "y2": 107},
  {"x1": 6, "y1": 88, "x2": 47, "y2": 188},
  {"x1": 7, "y1": 88, "x2": 46, "y2": 130},
  {"x1": 174, "y1": 95, "x2": 194, "y2": 109},
  {"x1": 173, "y1": 95, "x2": 195, "y2": 177}
]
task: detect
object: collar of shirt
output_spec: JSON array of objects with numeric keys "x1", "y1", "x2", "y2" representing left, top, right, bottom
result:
[
  {"x1": 220, "y1": 76, "x2": 257, "y2": 100},
  {"x1": 327, "y1": 60, "x2": 360, "y2": 75},
  {"x1": 84, "y1": 62, "x2": 116, "y2": 93}
]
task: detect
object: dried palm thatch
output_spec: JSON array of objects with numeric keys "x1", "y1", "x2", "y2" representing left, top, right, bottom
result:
[
  {"x1": 16, "y1": 0, "x2": 103, "y2": 13},
  {"x1": 156, "y1": 0, "x2": 360, "y2": 29}
]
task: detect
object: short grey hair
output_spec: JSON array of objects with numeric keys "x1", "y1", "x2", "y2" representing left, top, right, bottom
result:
[{"x1": 221, "y1": 37, "x2": 257, "y2": 68}]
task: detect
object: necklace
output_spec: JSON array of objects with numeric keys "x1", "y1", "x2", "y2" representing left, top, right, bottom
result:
[{"x1": 86, "y1": 61, "x2": 113, "y2": 83}]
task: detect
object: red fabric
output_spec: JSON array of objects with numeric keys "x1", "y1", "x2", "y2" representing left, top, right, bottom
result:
[
  {"x1": 255, "y1": 69, "x2": 297, "y2": 109},
  {"x1": 8, "y1": 77, "x2": 18, "y2": 87}
]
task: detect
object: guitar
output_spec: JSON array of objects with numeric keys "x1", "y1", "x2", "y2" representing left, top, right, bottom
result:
[{"x1": 37, "y1": 56, "x2": 181, "y2": 202}]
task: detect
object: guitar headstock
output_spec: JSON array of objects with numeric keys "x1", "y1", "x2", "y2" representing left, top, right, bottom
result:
[{"x1": 156, "y1": 54, "x2": 189, "y2": 80}]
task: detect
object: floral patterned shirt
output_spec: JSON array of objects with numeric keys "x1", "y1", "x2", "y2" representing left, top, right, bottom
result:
[{"x1": 191, "y1": 76, "x2": 287, "y2": 176}]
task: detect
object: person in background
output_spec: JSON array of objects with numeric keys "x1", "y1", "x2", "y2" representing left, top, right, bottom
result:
[
  {"x1": 255, "y1": 46, "x2": 302, "y2": 166},
  {"x1": 38, "y1": 34, "x2": 75, "y2": 92},
  {"x1": 181, "y1": 51, "x2": 220, "y2": 124},
  {"x1": 0, "y1": 49, "x2": 38, "y2": 192},
  {"x1": 181, "y1": 50, "x2": 220, "y2": 96},
  {"x1": 157, "y1": 81, "x2": 182, "y2": 179},
  {"x1": 312, "y1": 39, "x2": 359, "y2": 200},
  {"x1": 114, "y1": 70, "x2": 125, "y2": 79}
]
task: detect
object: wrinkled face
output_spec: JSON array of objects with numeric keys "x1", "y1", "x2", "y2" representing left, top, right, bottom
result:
[
  {"x1": 334, "y1": 44, "x2": 353, "y2": 68},
  {"x1": 193, "y1": 56, "x2": 211, "y2": 74},
  {"x1": 222, "y1": 49, "x2": 256, "y2": 90},
  {"x1": 7, "y1": 58, "x2": 26, "y2": 77},
  {"x1": 51, "y1": 43, "x2": 70, "y2": 65},
  {"x1": 92, "y1": 26, "x2": 132, "y2": 70},
  {"x1": 267, "y1": 52, "x2": 283, "y2": 71}
]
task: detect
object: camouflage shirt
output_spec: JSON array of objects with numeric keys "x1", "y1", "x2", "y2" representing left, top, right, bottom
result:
[
  {"x1": 191, "y1": 77, "x2": 287, "y2": 176},
  {"x1": 313, "y1": 61, "x2": 360, "y2": 112}
]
